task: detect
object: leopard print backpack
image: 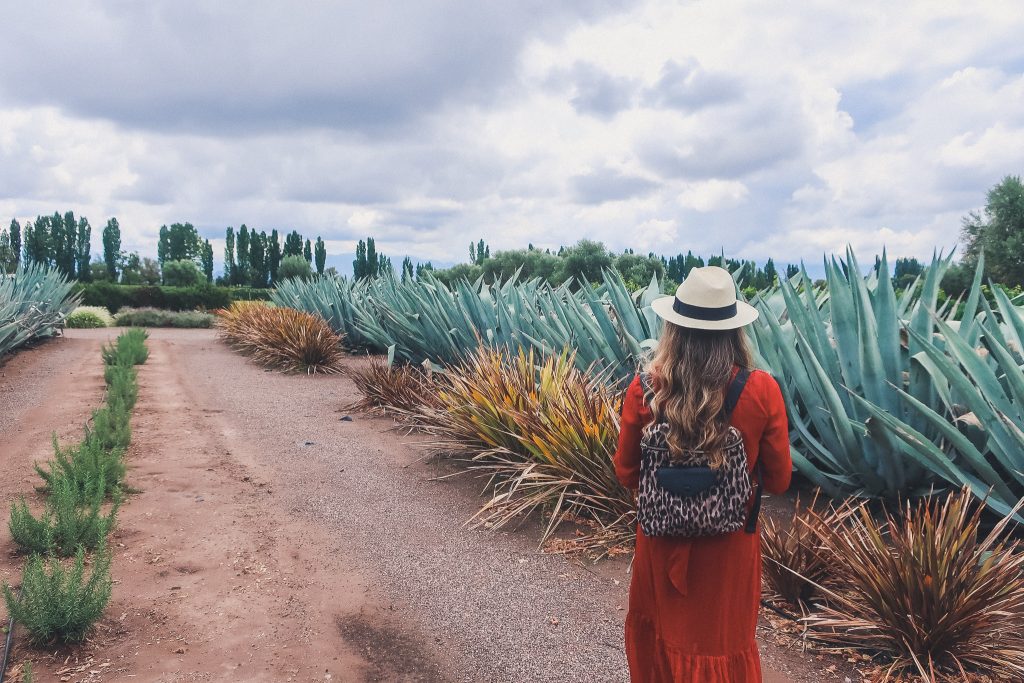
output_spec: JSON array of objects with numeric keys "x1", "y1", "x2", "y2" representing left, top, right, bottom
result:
[{"x1": 636, "y1": 368, "x2": 763, "y2": 538}]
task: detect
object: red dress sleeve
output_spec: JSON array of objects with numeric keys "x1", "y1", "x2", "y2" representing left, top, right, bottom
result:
[
  {"x1": 614, "y1": 375, "x2": 651, "y2": 489},
  {"x1": 757, "y1": 373, "x2": 792, "y2": 494}
]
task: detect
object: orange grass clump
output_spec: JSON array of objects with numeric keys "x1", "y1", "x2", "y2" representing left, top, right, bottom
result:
[{"x1": 217, "y1": 301, "x2": 345, "y2": 374}]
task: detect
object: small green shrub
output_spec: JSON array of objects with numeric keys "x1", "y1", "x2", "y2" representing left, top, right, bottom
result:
[
  {"x1": 102, "y1": 329, "x2": 148, "y2": 366},
  {"x1": 114, "y1": 307, "x2": 214, "y2": 328},
  {"x1": 36, "y1": 436, "x2": 126, "y2": 498},
  {"x1": 2, "y1": 544, "x2": 113, "y2": 645},
  {"x1": 278, "y1": 254, "x2": 312, "y2": 281},
  {"x1": 9, "y1": 474, "x2": 119, "y2": 556},
  {"x1": 66, "y1": 306, "x2": 114, "y2": 328}
]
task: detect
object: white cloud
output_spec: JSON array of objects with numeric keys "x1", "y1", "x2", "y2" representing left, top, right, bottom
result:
[{"x1": 0, "y1": 0, "x2": 1022, "y2": 274}]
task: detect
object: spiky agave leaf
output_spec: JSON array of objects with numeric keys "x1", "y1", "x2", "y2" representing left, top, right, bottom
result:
[
  {"x1": 217, "y1": 301, "x2": 345, "y2": 374},
  {"x1": 805, "y1": 489, "x2": 1024, "y2": 680},
  {"x1": 0, "y1": 261, "x2": 81, "y2": 359}
]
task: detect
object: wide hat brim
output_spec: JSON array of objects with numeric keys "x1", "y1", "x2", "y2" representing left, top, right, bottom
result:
[{"x1": 651, "y1": 296, "x2": 759, "y2": 331}]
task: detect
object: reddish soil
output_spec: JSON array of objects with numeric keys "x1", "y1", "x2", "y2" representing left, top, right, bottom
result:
[{"x1": 0, "y1": 330, "x2": 868, "y2": 682}]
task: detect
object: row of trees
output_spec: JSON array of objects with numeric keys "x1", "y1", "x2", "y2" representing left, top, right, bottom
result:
[
  {"x1": 1, "y1": 213, "x2": 92, "y2": 279},
  {"x1": 223, "y1": 226, "x2": 328, "y2": 287}
]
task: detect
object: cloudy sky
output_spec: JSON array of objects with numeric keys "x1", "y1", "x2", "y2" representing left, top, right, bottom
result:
[{"x1": 1, "y1": 1, "x2": 1022, "y2": 274}]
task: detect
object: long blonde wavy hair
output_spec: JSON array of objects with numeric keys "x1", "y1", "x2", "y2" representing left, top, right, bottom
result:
[{"x1": 646, "y1": 323, "x2": 754, "y2": 467}]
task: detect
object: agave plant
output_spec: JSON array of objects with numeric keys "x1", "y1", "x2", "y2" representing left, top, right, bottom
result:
[
  {"x1": 853, "y1": 260, "x2": 1024, "y2": 518},
  {"x1": 272, "y1": 269, "x2": 662, "y2": 385},
  {"x1": 418, "y1": 346, "x2": 634, "y2": 549},
  {"x1": 217, "y1": 301, "x2": 346, "y2": 374},
  {"x1": 805, "y1": 489, "x2": 1024, "y2": 680},
  {"x1": 0, "y1": 261, "x2": 80, "y2": 359},
  {"x1": 748, "y1": 249, "x2": 958, "y2": 498}
]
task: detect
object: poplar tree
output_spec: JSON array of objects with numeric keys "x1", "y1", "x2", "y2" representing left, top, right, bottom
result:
[
  {"x1": 249, "y1": 232, "x2": 266, "y2": 287},
  {"x1": 314, "y1": 237, "x2": 326, "y2": 275},
  {"x1": 9, "y1": 219, "x2": 21, "y2": 267},
  {"x1": 236, "y1": 225, "x2": 250, "y2": 285},
  {"x1": 353, "y1": 240, "x2": 367, "y2": 279},
  {"x1": 303, "y1": 238, "x2": 312, "y2": 262},
  {"x1": 201, "y1": 239, "x2": 214, "y2": 283},
  {"x1": 365, "y1": 238, "x2": 376, "y2": 277},
  {"x1": 267, "y1": 229, "x2": 282, "y2": 283},
  {"x1": 103, "y1": 218, "x2": 122, "y2": 280},
  {"x1": 157, "y1": 225, "x2": 169, "y2": 265},
  {"x1": 284, "y1": 230, "x2": 303, "y2": 257},
  {"x1": 76, "y1": 216, "x2": 91, "y2": 281},
  {"x1": 224, "y1": 227, "x2": 236, "y2": 285}
]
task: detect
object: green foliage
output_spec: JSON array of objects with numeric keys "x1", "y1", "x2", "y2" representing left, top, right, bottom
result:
[
  {"x1": 961, "y1": 175, "x2": 1024, "y2": 286},
  {"x1": 353, "y1": 237, "x2": 388, "y2": 279},
  {"x1": 35, "y1": 435, "x2": 127, "y2": 499},
  {"x1": 314, "y1": 237, "x2": 326, "y2": 275},
  {"x1": 76, "y1": 282, "x2": 233, "y2": 313},
  {"x1": 114, "y1": 307, "x2": 214, "y2": 328},
  {"x1": 102, "y1": 218, "x2": 121, "y2": 280},
  {"x1": 9, "y1": 473, "x2": 119, "y2": 556},
  {"x1": 200, "y1": 239, "x2": 214, "y2": 283},
  {"x1": 66, "y1": 306, "x2": 114, "y2": 328},
  {"x1": 278, "y1": 254, "x2": 312, "y2": 281},
  {"x1": 2, "y1": 544, "x2": 113, "y2": 645},
  {"x1": 157, "y1": 222, "x2": 202, "y2": 265},
  {"x1": 273, "y1": 265, "x2": 661, "y2": 384},
  {"x1": 162, "y1": 259, "x2": 205, "y2": 287},
  {"x1": 1, "y1": 262, "x2": 81, "y2": 359}
]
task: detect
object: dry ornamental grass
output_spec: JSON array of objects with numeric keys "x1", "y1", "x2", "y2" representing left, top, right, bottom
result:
[
  {"x1": 217, "y1": 301, "x2": 345, "y2": 374},
  {"x1": 804, "y1": 489, "x2": 1024, "y2": 681}
]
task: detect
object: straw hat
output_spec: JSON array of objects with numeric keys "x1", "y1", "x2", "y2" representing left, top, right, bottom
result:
[{"x1": 651, "y1": 266, "x2": 758, "y2": 331}]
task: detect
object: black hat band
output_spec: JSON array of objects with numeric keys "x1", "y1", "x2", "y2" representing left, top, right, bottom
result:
[{"x1": 672, "y1": 298, "x2": 738, "y2": 321}]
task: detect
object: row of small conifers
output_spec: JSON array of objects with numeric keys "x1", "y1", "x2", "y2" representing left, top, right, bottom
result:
[{"x1": 1, "y1": 329, "x2": 148, "y2": 680}]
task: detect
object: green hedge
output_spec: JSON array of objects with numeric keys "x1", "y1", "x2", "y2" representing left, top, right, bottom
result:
[{"x1": 73, "y1": 283, "x2": 271, "y2": 313}]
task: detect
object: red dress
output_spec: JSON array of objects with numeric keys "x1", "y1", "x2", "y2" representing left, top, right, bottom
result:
[{"x1": 614, "y1": 369, "x2": 792, "y2": 683}]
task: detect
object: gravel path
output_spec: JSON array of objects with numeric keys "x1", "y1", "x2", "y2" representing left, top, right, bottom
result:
[{"x1": 164, "y1": 327, "x2": 633, "y2": 683}]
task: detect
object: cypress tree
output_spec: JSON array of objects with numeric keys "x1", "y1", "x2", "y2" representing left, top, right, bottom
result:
[
  {"x1": 303, "y1": 239, "x2": 312, "y2": 262},
  {"x1": 314, "y1": 237, "x2": 326, "y2": 275}
]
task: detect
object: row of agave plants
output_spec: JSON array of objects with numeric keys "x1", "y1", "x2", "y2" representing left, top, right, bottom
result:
[
  {"x1": 275, "y1": 249, "x2": 1024, "y2": 519},
  {"x1": 1, "y1": 262, "x2": 80, "y2": 359}
]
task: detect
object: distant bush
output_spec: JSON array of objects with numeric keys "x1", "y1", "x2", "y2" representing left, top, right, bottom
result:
[
  {"x1": 278, "y1": 254, "x2": 312, "y2": 281},
  {"x1": 76, "y1": 282, "x2": 257, "y2": 313},
  {"x1": 66, "y1": 306, "x2": 114, "y2": 328},
  {"x1": 2, "y1": 544, "x2": 113, "y2": 645},
  {"x1": 161, "y1": 259, "x2": 205, "y2": 287},
  {"x1": 114, "y1": 307, "x2": 214, "y2": 328}
]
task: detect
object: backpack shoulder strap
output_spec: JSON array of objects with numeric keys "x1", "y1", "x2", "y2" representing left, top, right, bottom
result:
[{"x1": 723, "y1": 367, "x2": 752, "y2": 418}]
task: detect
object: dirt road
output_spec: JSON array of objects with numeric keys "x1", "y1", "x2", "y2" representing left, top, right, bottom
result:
[{"x1": 0, "y1": 330, "x2": 839, "y2": 682}]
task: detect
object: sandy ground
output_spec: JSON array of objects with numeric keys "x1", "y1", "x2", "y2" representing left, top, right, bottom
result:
[{"x1": 0, "y1": 329, "x2": 859, "y2": 682}]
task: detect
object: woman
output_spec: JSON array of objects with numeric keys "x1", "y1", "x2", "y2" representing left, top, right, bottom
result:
[{"x1": 614, "y1": 266, "x2": 792, "y2": 682}]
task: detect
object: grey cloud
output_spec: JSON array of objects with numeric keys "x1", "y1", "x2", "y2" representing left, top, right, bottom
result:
[
  {"x1": 644, "y1": 59, "x2": 742, "y2": 111},
  {"x1": 570, "y1": 167, "x2": 659, "y2": 204},
  {"x1": 566, "y1": 62, "x2": 639, "y2": 119},
  {"x1": 0, "y1": 1, "x2": 634, "y2": 135},
  {"x1": 638, "y1": 96, "x2": 807, "y2": 180}
]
